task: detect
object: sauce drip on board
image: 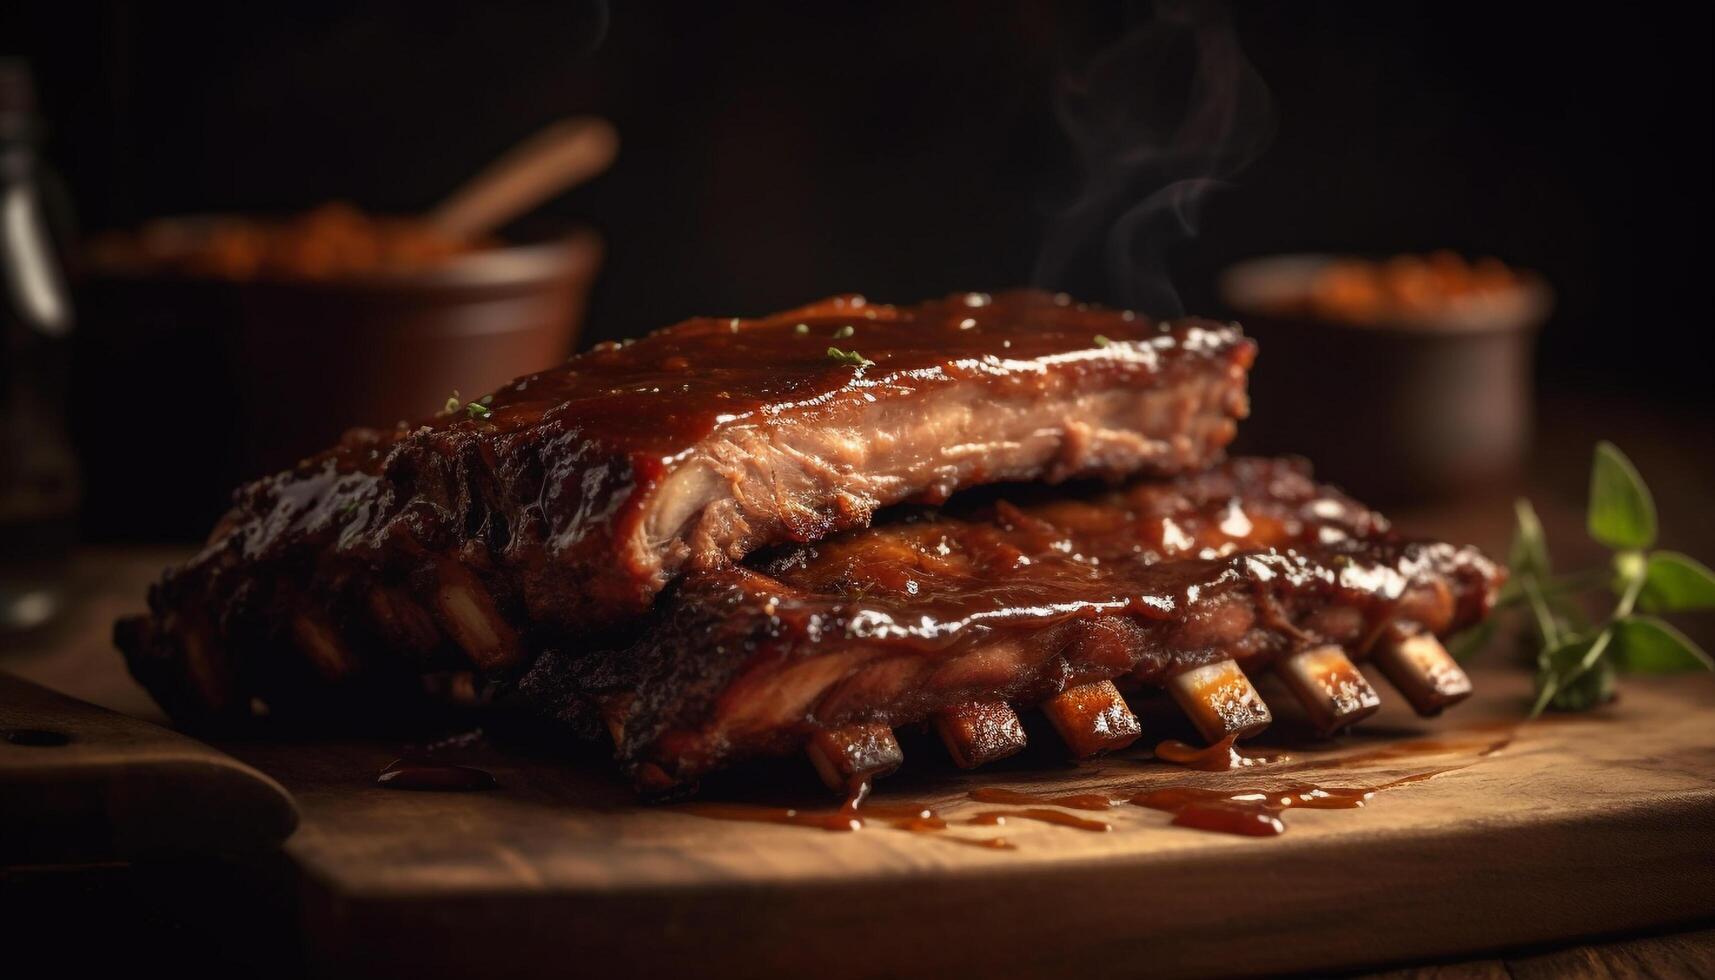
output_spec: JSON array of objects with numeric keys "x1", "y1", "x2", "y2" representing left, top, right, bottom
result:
[
  {"x1": 679, "y1": 770, "x2": 1439, "y2": 842},
  {"x1": 677, "y1": 798, "x2": 1020, "y2": 847},
  {"x1": 967, "y1": 787, "x2": 1117, "y2": 811},
  {"x1": 376, "y1": 758, "x2": 497, "y2": 792},
  {"x1": 679, "y1": 797, "x2": 1109, "y2": 836},
  {"x1": 968, "y1": 809, "x2": 1113, "y2": 832},
  {"x1": 1153, "y1": 734, "x2": 1290, "y2": 771},
  {"x1": 674, "y1": 776, "x2": 884, "y2": 833},
  {"x1": 1129, "y1": 768, "x2": 1465, "y2": 836},
  {"x1": 1171, "y1": 802, "x2": 1286, "y2": 837},
  {"x1": 676, "y1": 802, "x2": 865, "y2": 833},
  {"x1": 375, "y1": 729, "x2": 500, "y2": 792},
  {"x1": 678, "y1": 725, "x2": 1515, "y2": 844},
  {"x1": 1131, "y1": 784, "x2": 1374, "y2": 813},
  {"x1": 1304, "y1": 729, "x2": 1513, "y2": 770}
]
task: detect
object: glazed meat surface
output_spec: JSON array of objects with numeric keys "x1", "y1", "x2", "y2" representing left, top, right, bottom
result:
[
  {"x1": 118, "y1": 291, "x2": 1252, "y2": 722},
  {"x1": 520, "y1": 459, "x2": 1503, "y2": 796}
]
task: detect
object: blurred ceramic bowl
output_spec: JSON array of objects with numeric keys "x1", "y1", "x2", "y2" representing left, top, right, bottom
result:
[
  {"x1": 72, "y1": 221, "x2": 602, "y2": 539},
  {"x1": 1220, "y1": 252, "x2": 1552, "y2": 503}
]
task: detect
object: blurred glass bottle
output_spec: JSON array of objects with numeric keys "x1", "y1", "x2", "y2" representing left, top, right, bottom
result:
[{"x1": 0, "y1": 59, "x2": 78, "y2": 632}]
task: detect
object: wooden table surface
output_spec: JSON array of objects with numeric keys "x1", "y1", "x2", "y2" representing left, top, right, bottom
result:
[{"x1": 4, "y1": 392, "x2": 1714, "y2": 977}]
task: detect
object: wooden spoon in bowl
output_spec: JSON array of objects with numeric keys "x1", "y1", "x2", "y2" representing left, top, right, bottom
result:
[{"x1": 428, "y1": 116, "x2": 619, "y2": 242}]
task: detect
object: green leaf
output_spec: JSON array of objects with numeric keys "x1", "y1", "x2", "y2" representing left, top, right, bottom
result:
[
  {"x1": 1553, "y1": 657, "x2": 1616, "y2": 712},
  {"x1": 1587, "y1": 442, "x2": 1657, "y2": 550},
  {"x1": 826, "y1": 346, "x2": 874, "y2": 368},
  {"x1": 1446, "y1": 618, "x2": 1497, "y2": 662},
  {"x1": 1531, "y1": 628, "x2": 1614, "y2": 717},
  {"x1": 1637, "y1": 551, "x2": 1715, "y2": 613},
  {"x1": 1613, "y1": 615, "x2": 1714, "y2": 673},
  {"x1": 1520, "y1": 575, "x2": 1563, "y2": 648},
  {"x1": 1508, "y1": 498, "x2": 1552, "y2": 581}
]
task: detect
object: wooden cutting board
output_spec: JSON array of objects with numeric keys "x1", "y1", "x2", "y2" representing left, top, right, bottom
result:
[
  {"x1": 0, "y1": 672, "x2": 297, "y2": 864},
  {"x1": 9, "y1": 436, "x2": 1715, "y2": 979},
  {"x1": 208, "y1": 667, "x2": 1715, "y2": 980}
]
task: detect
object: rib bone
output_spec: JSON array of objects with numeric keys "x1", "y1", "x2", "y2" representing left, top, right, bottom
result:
[
  {"x1": 806, "y1": 723, "x2": 903, "y2": 794},
  {"x1": 419, "y1": 670, "x2": 480, "y2": 705},
  {"x1": 1374, "y1": 632, "x2": 1473, "y2": 715},
  {"x1": 934, "y1": 701, "x2": 1027, "y2": 769},
  {"x1": 1166, "y1": 659, "x2": 1273, "y2": 743},
  {"x1": 433, "y1": 564, "x2": 520, "y2": 671},
  {"x1": 291, "y1": 614, "x2": 355, "y2": 681},
  {"x1": 598, "y1": 694, "x2": 635, "y2": 745},
  {"x1": 367, "y1": 586, "x2": 441, "y2": 653},
  {"x1": 1042, "y1": 680, "x2": 1142, "y2": 758},
  {"x1": 1276, "y1": 645, "x2": 1381, "y2": 735}
]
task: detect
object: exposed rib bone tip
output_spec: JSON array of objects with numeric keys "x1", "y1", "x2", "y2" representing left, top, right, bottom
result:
[
  {"x1": 1277, "y1": 645, "x2": 1381, "y2": 735},
  {"x1": 934, "y1": 701, "x2": 1027, "y2": 769},
  {"x1": 1166, "y1": 658, "x2": 1273, "y2": 744},
  {"x1": 1375, "y1": 632, "x2": 1472, "y2": 716},
  {"x1": 599, "y1": 694, "x2": 635, "y2": 746},
  {"x1": 433, "y1": 564, "x2": 521, "y2": 671},
  {"x1": 178, "y1": 621, "x2": 233, "y2": 711},
  {"x1": 806, "y1": 723, "x2": 903, "y2": 794},
  {"x1": 367, "y1": 586, "x2": 440, "y2": 651},
  {"x1": 419, "y1": 670, "x2": 480, "y2": 705},
  {"x1": 1042, "y1": 680, "x2": 1142, "y2": 758},
  {"x1": 291, "y1": 614, "x2": 356, "y2": 681}
]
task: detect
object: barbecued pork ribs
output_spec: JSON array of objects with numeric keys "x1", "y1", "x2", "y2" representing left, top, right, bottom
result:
[
  {"x1": 520, "y1": 458, "x2": 1503, "y2": 797},
  {"x1": 117, "y1": 292, "x2": 1253, "y2": 724}
]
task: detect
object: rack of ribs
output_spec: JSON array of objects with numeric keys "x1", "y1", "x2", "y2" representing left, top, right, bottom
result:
[
  {"x1": 519, "y1": 458, "x2": 1503, "y2": 798},
  {"x1": 116, "y1": 292, "x2": 1253, "y2": 725}
]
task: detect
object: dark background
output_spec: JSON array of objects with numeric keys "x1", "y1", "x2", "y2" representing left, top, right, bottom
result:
[{"x1": 6, "y1": 0, "x2": 1711, "y2": 405}]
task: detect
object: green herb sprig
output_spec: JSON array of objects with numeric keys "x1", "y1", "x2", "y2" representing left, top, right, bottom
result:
[
  {"x1": 827, "y1": 347, "x2": 874, "y2": 368},
  {"x1": 1460, "y1": 442, "x2": 1715, "y2": 715},
  {"x1": 442, "y1": 391, "x2": 494, "y2": 420}
]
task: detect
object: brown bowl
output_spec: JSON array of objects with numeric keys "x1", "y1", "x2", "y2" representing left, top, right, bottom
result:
[
  {"x1": 71, "y1": 226, "x2": 602, "y2": 539},
  {"x1": 1219, "y1": 253, "x2": 1552, "y2": 503}
]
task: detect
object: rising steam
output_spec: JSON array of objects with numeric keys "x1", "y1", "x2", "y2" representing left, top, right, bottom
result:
[{"x1": 1034, "y1": 0, "x2": 1273, "y2": 316}]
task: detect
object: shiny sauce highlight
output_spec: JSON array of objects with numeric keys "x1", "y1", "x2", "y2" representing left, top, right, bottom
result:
[{"x1": 1153, "y1": 734, "x2": 1290, "y2": 771}]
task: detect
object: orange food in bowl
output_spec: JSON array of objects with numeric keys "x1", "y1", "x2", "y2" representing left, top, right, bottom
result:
[
  {"x1": 1273, "y1": 251, "x2": 1521, "y2": 325},
  {"x1": 85, "y1": 203, "x2": 483, "y2": 281}
]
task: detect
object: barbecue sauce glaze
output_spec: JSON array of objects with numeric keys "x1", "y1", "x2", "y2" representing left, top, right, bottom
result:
[
  {"x1": 593, "y1": 459, "x2": 1502, "y2": 794},
  {"x1": 123, "y1": 291, "x2": 1253, "y2": 691}
]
